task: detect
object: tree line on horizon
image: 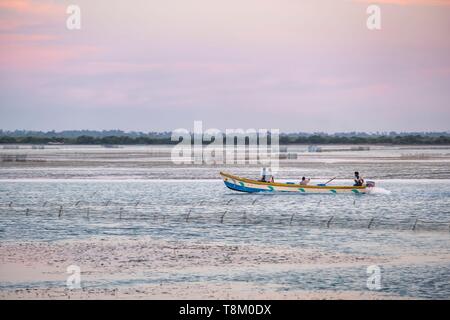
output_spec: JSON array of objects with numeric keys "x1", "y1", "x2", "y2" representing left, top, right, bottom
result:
[
  {"x1": 1, "y1": 129, "x2": 449, "y2": 138},
  {"x1": 0, "y1": 134, "x2": 449, "y2": 145}
]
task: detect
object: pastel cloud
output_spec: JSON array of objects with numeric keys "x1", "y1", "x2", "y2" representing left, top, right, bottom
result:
[
  {"x1": 0, "y1": 44, "x2": 100, "y2": 71},
  {"x1": 0, "y1": 0, "x2": 449, "y2": 132},
  {"x1": 352, "y1": 0, "x2": 450, "y2": 5},
  {"x1": 0, "y1": 0, "x2": 98, "y2": 73},
  {"x1": 0, "y1": 0, "x2": 62, "y2": 15},
  {"x1": 0, "y1": 0, "x2": 64, "y2": 37}
]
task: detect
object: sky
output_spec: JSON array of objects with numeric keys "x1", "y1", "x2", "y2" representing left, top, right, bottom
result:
[{"x1": 0, "y1": 0, "x2": 449, "y2": 132}]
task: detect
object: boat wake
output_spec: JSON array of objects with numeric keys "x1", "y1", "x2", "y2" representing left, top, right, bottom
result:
[{"x1": 368, "y1": 187, "x2": 392, "y2": 195}]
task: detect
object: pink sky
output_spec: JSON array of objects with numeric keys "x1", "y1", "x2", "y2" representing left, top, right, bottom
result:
[{"x1": 0, "y1": 0, "x2": 449, "y2": 132}]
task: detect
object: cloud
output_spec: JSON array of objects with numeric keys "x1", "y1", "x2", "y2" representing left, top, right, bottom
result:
[
  {"x1": 0, "y1": 44, "x2": 101, "y2": 72},
  {"x1": 422, "y1": 66, "x2": 450, "y2": 77},
  {"x1": 0, "y1": 0, "x2": 96, "y2": 73},
  {"x1": 1, "y1": 0, "x2": 449, "y2": 131},
  {"x1": 0, "y1": 33, "x2": 57, "y2": 42},
  {"x1": 352, "y1": 0, "x2": 450, "y2": 5},
  {"x1": 0, "y1": 0, "x2": 64, "y2": 34},
  {"x1": 0, "y1": 0, "x2": 62, "y2": 15}
]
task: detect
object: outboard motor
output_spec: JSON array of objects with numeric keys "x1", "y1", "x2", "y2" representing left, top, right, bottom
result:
[{"x1": 366, "y1": 181, "x2": 376, "y2": 188}]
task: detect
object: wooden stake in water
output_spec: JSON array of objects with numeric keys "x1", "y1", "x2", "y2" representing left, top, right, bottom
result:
[
  {"x1": 220, "y1": 210, "x2": 227, "y2": 224},
  {"x1": 327, "y1": 216, "x2": 334, "y2": 228},
  {"x1": 185, "y1": 209, "x2": 192, "y2": 222},
  {"x1": 368, "y1": 217, "x2": 375, "y2": 229},
  {"x1": 412, "y1": 218, "x2": 418, "y2": 231}
]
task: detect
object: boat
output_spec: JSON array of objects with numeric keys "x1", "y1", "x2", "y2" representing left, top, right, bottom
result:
[{"x1": 220, "y1": 171, "x2": 374, "y2": 194}]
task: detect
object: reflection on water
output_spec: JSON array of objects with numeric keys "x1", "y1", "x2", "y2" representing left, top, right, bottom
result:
[
  {"x1": 1, "y1": 180, "x2": 450, "y2": 243},
  {"x1": 1, "y1": 144, "x2": 450, "y2": 179},
  {"x1": 0, "y1": 144, "x2": 449, "y2": 298}
]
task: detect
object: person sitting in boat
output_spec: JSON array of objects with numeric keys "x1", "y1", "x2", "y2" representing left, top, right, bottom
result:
[
  {"x1": 299, "y1": 177, "x2": 310, "y2": 185},
  {"x1": 269, "y1": 176, "x2": 274, "y2": 183},
  {"x1": 260, "y1": 167, "x2": 274, "y2": 182},
  {"x1": 260, "y1": 167, "x2": 268, "y2": 182},
  {"x1": 354, "y1": 171, "x2": 364, "y2": 186}
]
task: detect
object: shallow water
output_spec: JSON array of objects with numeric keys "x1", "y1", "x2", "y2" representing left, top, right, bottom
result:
[
  {"x1": 1, "y1": 144, "x2": 450, "y2": 299},
  {"x1": 0, "y1": 179, "x2": 450, "y2": 241}
]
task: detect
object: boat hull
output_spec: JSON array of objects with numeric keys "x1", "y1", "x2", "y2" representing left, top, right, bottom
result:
[{"x1": 220, "y1": 172, "x2": 367, "y2": 194}]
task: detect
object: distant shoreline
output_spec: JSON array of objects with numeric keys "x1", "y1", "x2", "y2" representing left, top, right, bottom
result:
[{"x1": 1, "y1": 135, "x2": 450, "y2": 145}]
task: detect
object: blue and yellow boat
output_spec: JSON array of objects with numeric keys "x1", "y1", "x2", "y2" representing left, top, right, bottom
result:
[{"x1": 220, "y1": 171, "x2": 372, "y2": 194}]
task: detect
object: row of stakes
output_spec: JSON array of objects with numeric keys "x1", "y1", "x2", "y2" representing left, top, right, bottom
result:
[
  {"x1": 13, "y1": 205, "x2": 450, "y2": 232},
  {"x1": 5, "y1": 199, "x2": 237, "y2": 208},
  {"x1": 183, "y1": 212, "x2": 445, "y2": 232},
  {"x1": 4, "y1": 197, "x2": 343, "y2": 218},
  {"x1": 4, "y1": 197, "x2": 362, "y2": 209},
  {"x1": 4, "y1": 198, "x2": 450, "y2": 232}
]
